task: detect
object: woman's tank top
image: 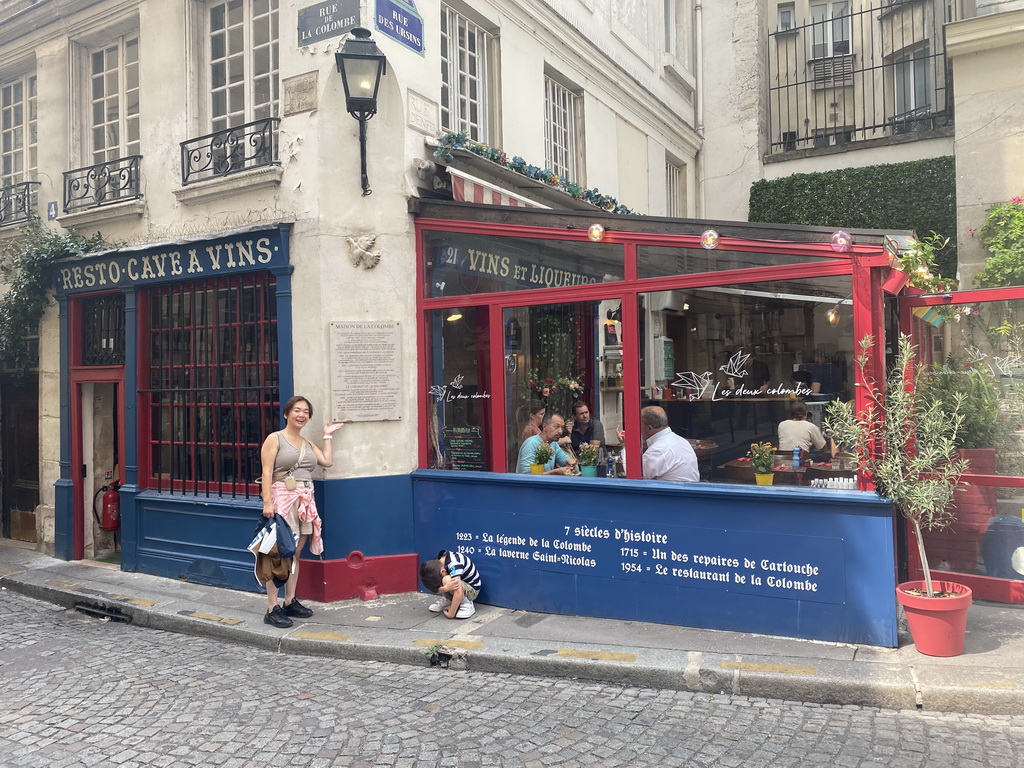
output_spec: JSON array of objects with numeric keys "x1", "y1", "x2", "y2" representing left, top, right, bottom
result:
[{"x1": 274, "y1": 433, "x2": 316, "y2": 481}]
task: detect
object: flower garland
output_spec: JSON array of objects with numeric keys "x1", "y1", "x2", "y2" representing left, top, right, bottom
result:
[
  {"x1": 528, "y1": 371, "x2": 585, "y2": 399},
  {"x1": 433, "y1": 132, "x2": 635, "y2": 215}
]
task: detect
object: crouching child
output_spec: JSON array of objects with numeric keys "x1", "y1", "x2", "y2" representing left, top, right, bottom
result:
[{"x1": 420, "y1": 549, "x2": 482, "y2": 619}]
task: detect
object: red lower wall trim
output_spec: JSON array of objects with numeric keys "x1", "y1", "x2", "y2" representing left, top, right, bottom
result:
[{"x1": 296, "y1": 550, "x2": 419, "y2": 602}]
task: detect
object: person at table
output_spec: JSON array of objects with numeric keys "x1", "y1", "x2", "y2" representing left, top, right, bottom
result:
[
  {"x1": 640, "y1": 406, "x2": 699, "y2": 483},
  {"x1": 777, "y1": 402, "x2": 828, "y2": 460},
  {"x1": 519, "y1": 399, "x2": 546, "y2": 441},
  {"x1": 516, "y1": 411, "x2": 577, "y2": 475},
  {"x1": 568, "y1": 401, "x2": 605, "y2": 454}
]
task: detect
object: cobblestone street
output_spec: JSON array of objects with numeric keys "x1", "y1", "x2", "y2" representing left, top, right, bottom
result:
[{"x1": 1, "y1": 592, "x2": 1022, "y2": 767}]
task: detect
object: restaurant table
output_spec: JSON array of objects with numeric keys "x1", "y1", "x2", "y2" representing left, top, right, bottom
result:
[{"x1": 716, "y1": 458, "x2": 855, "y2": 486}]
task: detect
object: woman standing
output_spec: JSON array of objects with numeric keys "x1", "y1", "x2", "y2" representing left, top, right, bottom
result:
[{"x1": 259, "y1": 396, "x2": 344, "y2": 628}]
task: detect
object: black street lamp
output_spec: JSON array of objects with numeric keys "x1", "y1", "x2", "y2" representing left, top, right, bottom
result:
[{"x1": 335, "y1": 28, "x2": 387, "y2": 196}]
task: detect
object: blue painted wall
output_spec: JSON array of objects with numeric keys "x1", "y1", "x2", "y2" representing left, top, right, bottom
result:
[
  {"x1": 412, "y1": 470, "x2": 898, "y2": 647},
  {"x1": 129, "y1": 474, "x2": 414, "y2": 591}
]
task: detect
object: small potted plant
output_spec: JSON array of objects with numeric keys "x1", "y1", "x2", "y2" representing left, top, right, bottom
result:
[
  {"x1": 577, "y1": 444, "x2": 600, "y2": 476},
  {"x1": 531, "y1": 442, "x2": 554, "y2": 473},
  {"x1": 747, "y1": 441, "x2": 776, "y2": 485},
  {"x1": 425, "y1": 643, "x2": 454, "y2": 668},
  {"x1": 884, "y1": 231, "x2": 949, "y2": 295},
  {"x1": 827, "y1": 335, "x2": 972, "y2": 657}
]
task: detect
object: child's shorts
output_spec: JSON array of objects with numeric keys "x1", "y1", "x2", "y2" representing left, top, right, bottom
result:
[{"x1": 464, "y1": 583, "x2": 479, "y2": 602}]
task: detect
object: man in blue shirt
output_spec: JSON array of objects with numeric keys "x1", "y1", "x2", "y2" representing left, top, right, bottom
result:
[{"x1": 516, "y1": 411, "x2": 576, "y2": 475}]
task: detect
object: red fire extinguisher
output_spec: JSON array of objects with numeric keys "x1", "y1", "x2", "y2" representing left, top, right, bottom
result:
[{"x1": 93, "y1": 481, "x2": 121, "y2": 531}]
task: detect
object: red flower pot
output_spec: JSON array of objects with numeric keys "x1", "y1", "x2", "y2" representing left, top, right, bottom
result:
[{"x1": 896, "y1": 580, "x2": 973, "y2": 657}]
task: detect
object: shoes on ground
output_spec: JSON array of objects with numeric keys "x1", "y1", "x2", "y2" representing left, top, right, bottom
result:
[
  {"x1": 455, "y1": 600, "x2": 475, "y2": 619},
  {"x1": 283, "y1": 598, "x2": 314, "y2": 618},
  {"x1": 264, "y1": 605, "x2": 294, "y2": 628},
  {"x1": 428, "y1": 597, "x2": 452, "y2": 613}
]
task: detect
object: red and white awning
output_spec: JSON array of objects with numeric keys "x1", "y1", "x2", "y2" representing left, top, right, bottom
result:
[{"x1": 449, "y1": 169, "x2": 546, "y2": 209}]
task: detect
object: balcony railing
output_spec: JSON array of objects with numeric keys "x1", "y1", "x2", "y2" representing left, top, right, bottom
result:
[
  {"x1": 0, "y1": 181, "x2": 39, "y2": 226},
  {"x1": 180, "y1": 118, "x2": 280, "y2": 185},
  {"x1": 63, "y1": 156, "x2": 143, "y2": 213},
  {"x1": 767, "y1": 0, "x2": 953, "y2": 157}
]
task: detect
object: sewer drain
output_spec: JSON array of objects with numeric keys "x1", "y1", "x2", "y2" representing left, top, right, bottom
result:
[{"x1": 73, "y1": 602, "x2": 132, "y2": 623}]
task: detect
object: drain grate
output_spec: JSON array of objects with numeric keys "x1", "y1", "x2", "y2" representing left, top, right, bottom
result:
[{"x1": 73, "y1": 602, "x2": 132, "y2": 623}]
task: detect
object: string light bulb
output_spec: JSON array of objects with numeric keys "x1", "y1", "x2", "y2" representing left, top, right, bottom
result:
[
  {"x1": 826, "y1": 307, "x2": 841, "y2": 327},
  {"x1": 587, "y1": 223, "x2": 606, "y2": 242},
  {"x1": 830, "y1": 230, "x2": 852, "y2": 253},
  {"x1": 700, "y1": 229, "x2": 720, "y2": 249}
]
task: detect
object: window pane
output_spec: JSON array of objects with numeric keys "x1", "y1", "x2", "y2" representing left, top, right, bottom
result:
[{"x1": 425, "y1": 231, "x2": 623, "y2": 298}]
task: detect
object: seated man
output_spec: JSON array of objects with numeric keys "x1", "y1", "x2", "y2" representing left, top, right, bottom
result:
[
  {"x1": 777, "y1": 402, "x2": 828, "y2": 459},
  {"x1": 516, "y1": 411, "x2": 576, "y2": 475},
  {"x1": 568, "y1": 401, "x2": 605, "y2": 455},
  {"x1": 640, "y1": 406, "x2": 699, "y2": 482}
]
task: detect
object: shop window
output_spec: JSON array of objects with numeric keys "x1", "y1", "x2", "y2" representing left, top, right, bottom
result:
[
  {"x1": 426, "y1": 307, "x2": 493, "y2": 471},
  {"x1": 637, "y1": 244, "x2": 833, "y2": 280},
  {"x1": 144, "y1": 273, "x2": 278, "y2": 495},
  {"x1": 425, "y1": 231, "x2": 622, "y2": 298},
  {"x1": 638, "y1": 277, "x2": 852, "y2": 481}
]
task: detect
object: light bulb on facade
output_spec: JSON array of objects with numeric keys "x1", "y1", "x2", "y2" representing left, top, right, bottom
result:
[
  {"x1": 826, "y1": 307, "x2": 841, "y2": 326},
  {"x1": 830, "y1": 230, "x2": 852, "y2": 253},
  {"x1": 701, "y1": 229, "x2": 719, "y2": 249},
  {"x1": 587, "y1": 224, "x2": 606, "y2": 242}
]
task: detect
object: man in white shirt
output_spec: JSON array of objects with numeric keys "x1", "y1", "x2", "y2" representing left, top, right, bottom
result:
[{"x1": 641, "y1": 406, "x2": 699, "y2": 482}]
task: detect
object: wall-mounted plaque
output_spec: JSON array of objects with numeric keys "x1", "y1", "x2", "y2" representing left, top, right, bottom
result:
[{"x1": 330, "y1": 321, "x2": 403, "y2": 422}]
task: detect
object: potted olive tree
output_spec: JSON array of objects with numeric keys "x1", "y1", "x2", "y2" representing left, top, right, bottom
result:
[{"x1": 827, "y1": 335, "x2": 972, "y2": 656}]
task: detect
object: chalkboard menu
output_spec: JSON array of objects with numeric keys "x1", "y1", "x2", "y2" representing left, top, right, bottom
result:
[{"x1": 442, "y1": 425, "x2": 486, "y2": 471}]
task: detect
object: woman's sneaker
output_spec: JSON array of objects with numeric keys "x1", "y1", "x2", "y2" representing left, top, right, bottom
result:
[
  {"x1": 455, "y1": 600, "x2": 475, "y2": 619},
  {"x1": 264, "y1": 605, "x2": 293, "y2": 628},
  {"x1": 428, "y1": 597, "x2": 452, "y2": 613}
]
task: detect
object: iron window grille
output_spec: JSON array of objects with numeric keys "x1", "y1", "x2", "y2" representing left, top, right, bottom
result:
[
  {"x1": 180, "y1": 118, "x2": 280, "y2": 185},
  {"x1": 63, "y1": 155, "x2": 143, "y2": 213},
  {"x1": 143, "y1": 272, "x2": 278, "y2": 497},
  {"x1": 81, "y1": 294, "x2": 126, "y2": 366},
  {"x1": 0, "y1": 181, "x2": 39, "y2": 227}
]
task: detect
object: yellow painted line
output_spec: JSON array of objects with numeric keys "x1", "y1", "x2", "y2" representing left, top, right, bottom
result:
[
  {"x1": 111, "y1": 595, "x2": 158, "y2": 607},
  {"x1": 970, "y1": 681, "x2": 1017, "y2": 689},
  {"x1": 45, "y1": 580, "x2": 83, "y2": 590},
  {"x1": 411, "y1": 638, "x2": 484, "y2": 650},
  {"x1": 293, "y1": 631, "x2": 351, "y2": 642},
  {"x1": 720, "y1": 660, "x2": 816, "y2": 675},
  {"x1": 556, "y1": 649, "x2": 637, "y2": 663},
  {"x1": 364, "y1": 616, "x2": 382, "y2": 622},
  {"x1": 188, "y1": 612, "x2": 243, "y2": 625}
]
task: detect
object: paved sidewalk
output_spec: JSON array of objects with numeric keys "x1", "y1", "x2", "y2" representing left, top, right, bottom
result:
[{"x1": 2, "y1": 539, "x2": 1022, "y2": 714}]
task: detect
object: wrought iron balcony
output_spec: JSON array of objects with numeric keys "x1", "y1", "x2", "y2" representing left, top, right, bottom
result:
[
  {"x1": 63, "y1": 156, "x2": 143, "y2": 213},
  {"x1": 0, "y1": 181, "x2": 39, "y2": 227},
  {"x1": 180, "y1": 118, "x2": 280, "y2": 185}
]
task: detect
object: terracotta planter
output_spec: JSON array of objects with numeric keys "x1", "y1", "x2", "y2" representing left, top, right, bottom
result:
[
  {"x1": 896, "y1": 580, "x2": 973, "y2": 657},
  {"x1": 882, "y1": 267, "x2": 911, "y2": 294},
  {"x1": 530, "y1": 463, "x2": 545, "y2": 474},
  {"x1": 754, "y1": 472, "x2": 774, "y2": 486},
  {"x1": 580, "y1": 465, "x2": 598, "y2": 477}
]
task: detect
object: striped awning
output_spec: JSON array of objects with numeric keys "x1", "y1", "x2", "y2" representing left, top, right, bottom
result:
[{"x1": 449, "y1": 169, "x2": 546, "y2": 208}]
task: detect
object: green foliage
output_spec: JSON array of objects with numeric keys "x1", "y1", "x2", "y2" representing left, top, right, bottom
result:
[
  {"x1": 532, "y1": 441, "x2": 555, "y2": 466},
  {"x1": 919, "y1": 360, "x2": 999, "y2": 449},
  {"x1": 0, "y1": 218, "x2": 107, "y2": 373},
  {"x1": 973, "y1": 197, "x2": 1024, "y2": 288},
  {"x1": 577, "y1": 443, "x2": 600, "y2": 466},
  {"x1": 826, "y1": 335, "x2": 969, "y2": 596},
  {"x1": 749, "y1": 156, "x2": 957, "y2": 277},
  {"x1": 746, "y1": 441, "x2": 776, "y2": 474}
]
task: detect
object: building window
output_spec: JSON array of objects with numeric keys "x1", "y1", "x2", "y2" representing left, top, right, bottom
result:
[
  {"x1": 89, "y1": 36, "x2": 140, "y2": 163},
  {"x1": 894, "y1": 45, "x2": 931, "y2": 118},
  {"x1": 1, "y1": 74, "x2": 37, "y2": 187},
  {"x1": 778, "y1": 3, "x2": 795, "y2": 32},
  {"x1": 144, "y1": 273, "x2": 279, "y2": 495},
  {"x1": 544, "y1": 73, "x2": 582, "y2": 181},
  {"x1": 666, "y1": 158, "x2": 685, "y2": 217},
  {"x1": 810, "y1": 1, "x2": 851, "y2": 58},
  {"x1": 209, "y1": 0, "x2": 279, "y2": 132},
  {"x1": 440, "y1": 4, "x2": 494, "y2": 142}
]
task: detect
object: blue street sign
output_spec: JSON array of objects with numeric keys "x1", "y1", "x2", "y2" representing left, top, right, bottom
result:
[{"x1": 375, "y1": 0, "x2": 424, "y2": 55}]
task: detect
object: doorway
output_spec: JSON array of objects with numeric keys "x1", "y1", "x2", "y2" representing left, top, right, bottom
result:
[
  {"x1": 72, "y1": 380, "x2": 123, "y2": 561},
  {"x1": 1, "y1": 378, "x2": 40, "y2": 543}
]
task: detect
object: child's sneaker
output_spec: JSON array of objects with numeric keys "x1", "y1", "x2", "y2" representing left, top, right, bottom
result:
[
  {"x1": 455, "y1": 600, "x2": 475, "y2": 619},
  {"x1": 428, "y1": 597, "x2": 451, "y2": 613}
]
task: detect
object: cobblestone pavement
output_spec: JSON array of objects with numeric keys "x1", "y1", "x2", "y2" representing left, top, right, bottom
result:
[{"x1": 1, "y1": 592, "x2": 1023, "y2": 768}]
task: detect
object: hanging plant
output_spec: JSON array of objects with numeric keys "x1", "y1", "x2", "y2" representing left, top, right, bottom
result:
[{"x1": 0, "y1": 217, "x2": 107, "y2": 374}]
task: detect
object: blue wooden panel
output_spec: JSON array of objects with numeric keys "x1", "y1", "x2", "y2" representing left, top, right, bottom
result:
[
  {"x1": 318, "y1": 475, "x2": 414, "y2": 557},
  {"x1": 412, "y1": 471, "x2": 897, "y2": 646}
]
